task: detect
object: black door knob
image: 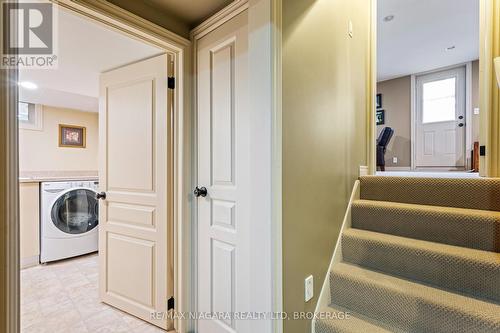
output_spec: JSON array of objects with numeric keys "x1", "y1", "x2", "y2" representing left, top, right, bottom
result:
[
  {"x1": 96, "y1": 192, "x2": 106, "y2": 200},
  {"x1": 193, "y1": 186, "x2": 208, "y2": 198},
  {"x1": 458, "y1": 115, "x2": 464, "y2": 119},
  {"x1": 458, "y1": 123, "x2": 464, "y2": 127}
]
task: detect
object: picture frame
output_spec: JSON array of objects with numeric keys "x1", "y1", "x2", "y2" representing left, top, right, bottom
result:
[
  {"x1": 376, "y1": 110, "x2": 385, "y2": 125},
  {"x1": 59, "y1": 124, "x2": 86, "y2": 148},
  {"x1": 376, "y1": 93, "x2": 382, "y2": 109}
]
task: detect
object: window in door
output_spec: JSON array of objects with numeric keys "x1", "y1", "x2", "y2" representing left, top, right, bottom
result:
[{"x1": 422, "y1": 77, "x2": 456, "y2": 124}]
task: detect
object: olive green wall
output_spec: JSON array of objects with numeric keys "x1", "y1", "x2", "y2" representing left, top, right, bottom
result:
[
  {"x1": 282, "y1": 0, "x2": 370, "y2": 332},
  {"x1": 105, "y1": 0, "x2": 190, "y2": 38}
]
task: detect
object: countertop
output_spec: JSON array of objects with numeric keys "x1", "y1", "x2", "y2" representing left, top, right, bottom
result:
[{"x1": 19, "y1": 171, "x2": 98, "y2": 183}]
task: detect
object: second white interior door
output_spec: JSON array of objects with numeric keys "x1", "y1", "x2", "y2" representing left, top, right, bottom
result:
[
  {"x1": 196, "y1": 10, "x2": 251, "y2": 333},
  {"x1": 99, "y1": 54, "x2": 174, "y2": 330},
  {"x1": 415, "y1": 66, "x2": 466, "y2": 168}
]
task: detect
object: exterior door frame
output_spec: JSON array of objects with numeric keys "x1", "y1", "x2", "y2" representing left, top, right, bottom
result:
[
  {"x1": 369, "y1": 0, "x2": 491, "y2": 175},
  {"x1": 410, "y1": 63, "x2": 471, "y2": 170},
  {"x1": 0, "y1": 0, "x2": 190, "y2": 332},
  {"x1": 190, "y1": 0, "x2": 281, "y2": 332}
]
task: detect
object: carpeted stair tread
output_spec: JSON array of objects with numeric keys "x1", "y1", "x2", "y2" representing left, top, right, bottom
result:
[
  {"x1": 342, "y1": 228, "x2": 500, "y2": 302},
  {"x1": 352, "y1": 199, "x2": 500, "y2": 252},
  {"x1": 359, "y1": 176, "x2": 500, "y2": 211},
  {"x1": 315, "y1": 305, "x2": 395, "y2": 333},
  {"x1": 330, "y1": 263, "x2": 500, "y2": 333}
]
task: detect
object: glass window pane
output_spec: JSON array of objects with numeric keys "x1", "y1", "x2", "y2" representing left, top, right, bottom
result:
[
  {"x1": 18, "y1": 102, "x2": 29, "y2": 122},
  {"x1": 422, "y1": 78, "x2": 456, "y2": 123}
]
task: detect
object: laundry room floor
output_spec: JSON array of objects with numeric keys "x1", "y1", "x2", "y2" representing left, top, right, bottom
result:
[{"x1": 21, "y1": 253, "x2": 165, "y2": 333}]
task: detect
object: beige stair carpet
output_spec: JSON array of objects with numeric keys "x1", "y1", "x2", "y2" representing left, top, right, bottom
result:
[{"x1": 317, "y1": 176, "x2": 500, "y2": 333}]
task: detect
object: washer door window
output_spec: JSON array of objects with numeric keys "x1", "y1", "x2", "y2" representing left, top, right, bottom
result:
[{"x1": 51, "y1": 189, "x2": 98, "y2": 234}]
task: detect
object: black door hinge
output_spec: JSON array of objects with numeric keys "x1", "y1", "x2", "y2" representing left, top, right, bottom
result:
[
  {"x1": 168, "y1": 77, "x2": 175, "y2": 89},
  {"x1": 480, "y1": 145, "x2": 486, "y2": 156},
  {"x1": 167, "y1": 297, "x2": 175, "y2": 310}
]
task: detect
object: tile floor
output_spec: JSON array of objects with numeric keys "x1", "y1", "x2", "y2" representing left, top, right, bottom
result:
[{"x1": 21, "y1": 253, "x2": 165, "y2": 333}]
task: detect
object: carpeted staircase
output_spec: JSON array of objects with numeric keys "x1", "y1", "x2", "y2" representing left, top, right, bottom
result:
[{"x1": 315, "y1": 176, "x2": 500, "y2": 333}]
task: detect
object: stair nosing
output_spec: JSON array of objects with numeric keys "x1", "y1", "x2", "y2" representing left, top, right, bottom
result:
[
  {"x1": 317, "y1": 304, "x2": 400, "y2": 333},
  {"x1": 331, "y1": 262, "x2": 500, "y2": 319},
  {"x1": 353, "y1": 199, "x2": 500, "y2": 217},
  {"x1": 343, "y1": 228, "x2": 500, "y2": 263}
]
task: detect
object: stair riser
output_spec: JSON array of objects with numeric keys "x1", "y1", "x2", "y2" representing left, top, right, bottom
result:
[
  {"x1": 359, "y1": 176, "x2": 500, "y2": 211},
  {"x1": 330, "y1": 272, "x2": 500, "y2": 333},
  {"x1": 351, "y1": 204, "x2": 500, "y2": 252},
  {"x1": 342, "y1": 234, "x2": 500, "y2": 302}
]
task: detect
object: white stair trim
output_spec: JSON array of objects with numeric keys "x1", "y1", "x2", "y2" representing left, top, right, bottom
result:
[{"x1": 312, "y1": 180, "x2": 360, "y2": 332}]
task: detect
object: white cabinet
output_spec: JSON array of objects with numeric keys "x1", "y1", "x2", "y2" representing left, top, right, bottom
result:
[{"x1": 20, "y1": 182, "x2": 40, "y2": 268}]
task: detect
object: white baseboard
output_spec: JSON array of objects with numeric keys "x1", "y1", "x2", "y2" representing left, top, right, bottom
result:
[
  {"x1": 359, "y1": 165, "x2": 369, "y2": 176},
  {"x1": 383, "y1": 167, "x2": 412, "y2": 171},
  {"x1": 21, "y1": 255, "x2": 39, "y2": 269}
]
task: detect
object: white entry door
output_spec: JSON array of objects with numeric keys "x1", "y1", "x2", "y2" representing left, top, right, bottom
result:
[
  {"x1": 98, "y1": 54, "x2": 174, "y2": 330},
  {"x1": 415, "y1": 66, "x2": 466, "y2": 168},
  {"x1": 196, "y1": 11, "x2": 251, "y2": 333}
]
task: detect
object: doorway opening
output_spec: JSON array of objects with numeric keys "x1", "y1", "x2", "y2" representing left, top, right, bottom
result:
[
  {"x1": 17, "y1": 3, "x2": 181, "y2": 332},
  {"x1": 375, "y1": 0, "x2": 480, "y2": 178}
]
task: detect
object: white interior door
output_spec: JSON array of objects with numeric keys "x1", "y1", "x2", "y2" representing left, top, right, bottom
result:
[
  {"x1": 416, "y1": 66, "x2": 466, "y2": 168},
  {"x1": 99, "y1": 54, "x2": 174, "y2": 330},
  {"x1": 196, "y1": 11, "x2": 251, "y2": 333}
]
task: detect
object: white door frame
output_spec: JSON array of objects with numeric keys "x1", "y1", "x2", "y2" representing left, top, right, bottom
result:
[
  {"x1": 369, "y1": 0, "x2": 488, "y2": 174},
  {"x1": 190, "y1": 0, "x2": 280, "y2": 332},
  {"x1": 410, "y1": 63, "x2": 472, "y2": 170},
  {"x1": 1, "y1": 0, "x2": 191, "y2": 331}
]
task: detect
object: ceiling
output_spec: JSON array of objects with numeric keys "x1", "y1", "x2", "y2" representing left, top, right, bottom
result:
[
  {"x1": 144, "y1": 0, "x2": 232, "y2": 27},
  {"x1": 377, "y1": 0, "x2": 479, "y2": 82},
  {"x1": 19, "y1": 7, "x2": 164, "y2": 112}
]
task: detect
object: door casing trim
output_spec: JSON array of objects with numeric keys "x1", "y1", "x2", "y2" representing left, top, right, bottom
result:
[
  {"x1": 2, "y1": 0, "x2": 190, "y2": 331},
  {"x1": 370, "y1": 0, "x2": 490, "y2": 174}
]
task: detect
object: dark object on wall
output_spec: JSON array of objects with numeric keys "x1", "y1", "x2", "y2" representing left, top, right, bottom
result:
[
  {"x1": 480, "y1": 145, "x2": 486, "y2": 156},
  {"x1": 376, "y1": 109, "x2": 385, "y2": 125},
  {"x1": 376, "y1": 93, "x2": 382, "y2": 109},
  {"x1": 376, "y1": 127, "x2": 394, "y2": 171}
]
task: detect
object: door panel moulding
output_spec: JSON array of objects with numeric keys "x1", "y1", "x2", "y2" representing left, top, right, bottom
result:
[{"x1": 190, "y1": 0, "x2": 278, "y2": 332}]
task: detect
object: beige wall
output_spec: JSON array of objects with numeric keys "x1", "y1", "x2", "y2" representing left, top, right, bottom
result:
[
  {"x1": 376, "y1": 76, "x2": 412, "y2": 167},
  {"x1": 479, "y1": 0, "x2": 500, "y2": 176},
  {"x1": 282, "y1": 0, "x2": 370, "y2": 332},
  {"x1": 376, "y1": 60, "x2": 480, "y2": 168},
  {"x1": 19, "y1": 106, "x2": 98, "y2": 173}
]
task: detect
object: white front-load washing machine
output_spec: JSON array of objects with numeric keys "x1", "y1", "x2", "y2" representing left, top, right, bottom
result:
[{"x1": 40, "y1": 180, "x2": 99, "y2": 263}]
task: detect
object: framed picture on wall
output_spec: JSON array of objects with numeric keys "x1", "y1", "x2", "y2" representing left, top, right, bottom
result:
[
  {"x1": 376, "y1": 110, "x2": 385, "y2": 125},
  {"x1": 376, "y1": 93, "x2": 382, "y2": 109},
  {"x1": 59, "y1": 124, "x2": 86, "y2": 148}
]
